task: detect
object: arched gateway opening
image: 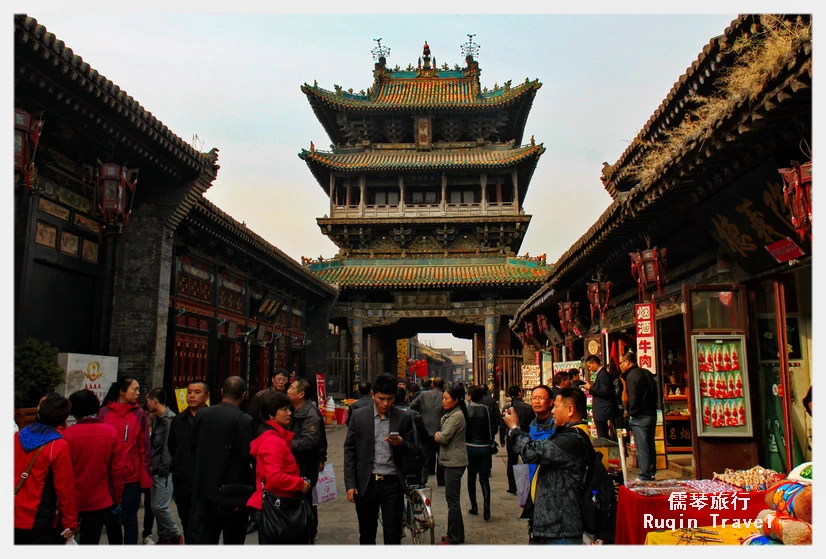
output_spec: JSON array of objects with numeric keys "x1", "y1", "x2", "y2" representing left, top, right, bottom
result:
[{"x1": 299, "y1": 41, "x2": 552, "y2": 398}]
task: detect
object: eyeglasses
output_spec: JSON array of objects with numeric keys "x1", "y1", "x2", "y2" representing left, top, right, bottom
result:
[{"x1": 619, "y1": 360, "x2": 628, "y2": 366}]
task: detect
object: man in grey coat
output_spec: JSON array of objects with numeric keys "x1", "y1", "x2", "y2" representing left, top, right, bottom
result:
[
  {"x1": 410, "y1": 376, "x2": 446, "y2": 486},
  {"x1": 146, "y1": 388, "x2": 183, "y2": 544},
  {"x1": 503, "y1": 387, "x2": 590, "y2": 544}
]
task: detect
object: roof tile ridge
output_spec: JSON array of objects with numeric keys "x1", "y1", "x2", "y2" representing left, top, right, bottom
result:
[
  {"x1": 17, "y1": 14, "x2": 214, "y2": 171},
  {"x1": 195, "y1": 196, "x2": 334, "y2": 291},
  {"x1": 602, "y1": 14, "x2": 745, "y2": 189}
]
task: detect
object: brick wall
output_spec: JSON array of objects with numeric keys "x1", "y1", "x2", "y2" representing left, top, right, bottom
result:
[{"x1": 108, "y1": 204, "x2": 175, "y2": 392}]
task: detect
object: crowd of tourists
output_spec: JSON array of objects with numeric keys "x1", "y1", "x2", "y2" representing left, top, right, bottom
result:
[{"x1": 14, "y1": 351, "x2": 656, "y2": 545}]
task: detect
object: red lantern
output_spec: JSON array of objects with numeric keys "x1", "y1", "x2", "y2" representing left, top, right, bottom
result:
[
  {"x1": 629, "y1": 246, "x2": 667, "y2": 302},
  {"x1": 558, "y1": 301, "x2": 587, "y2": 338},
  {"x1": 14, "y1": 108, "x2": 44, "y2": 190},
  {"x1": 536, "y1": 314, "x2": 564, "y2": 346},
  {"x1": 95, "y1": 162, "x2": 139, "y2": 228},
  {"x1": 778, "y1": 160, "x2": 812, "y2": 242},
  {"x1": 525, "y1": 321, "x2": 536, "y2": 342},
  {"x1": 586, "y1": 277, "x2": 612, "y2": 325}
]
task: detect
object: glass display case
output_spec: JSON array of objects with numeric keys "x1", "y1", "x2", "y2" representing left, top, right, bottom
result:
[{"x1": 690, "y1": 334, "x2": 752, "y2": 437}]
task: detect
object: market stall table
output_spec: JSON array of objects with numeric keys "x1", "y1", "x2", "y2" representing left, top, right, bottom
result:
[
  {"x1": 645, "y1": 524, "x2": 760, "y2": 545},
  {"x1": 615, "y1": 485, "x2": 768, "y2": 545}
]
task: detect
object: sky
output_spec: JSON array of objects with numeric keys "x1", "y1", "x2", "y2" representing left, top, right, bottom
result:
[{"x1": 9, "y1": 8, "x2": 748, "y2": 355}]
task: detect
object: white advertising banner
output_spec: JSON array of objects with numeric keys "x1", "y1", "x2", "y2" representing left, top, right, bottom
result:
[{"x1": 56, "y1": 353, "x2": 119, "y2": 403}]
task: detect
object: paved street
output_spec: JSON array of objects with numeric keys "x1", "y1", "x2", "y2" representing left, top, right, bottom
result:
[
  {"x1": 315, "y1": 424, "x2": 529, "y2": 545},
  {"x1": 116, "y1": 422, "x2": 529, "y2": 545},
  {"x1": 105, "y1": 421, "x2": 686, "y2": 545}
]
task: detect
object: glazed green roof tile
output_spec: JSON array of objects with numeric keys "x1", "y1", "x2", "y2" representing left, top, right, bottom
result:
[{"x1": 299, "y1": 143, "x2": 545, "y2": 172}]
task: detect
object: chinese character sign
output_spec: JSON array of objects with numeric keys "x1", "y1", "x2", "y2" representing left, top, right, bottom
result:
[
  {"x1": 485, "y1": 315, "x2": 496, "y2": 382},
  {"x1": 635, "y1": 303, "x2": 657, "y2": 375}
]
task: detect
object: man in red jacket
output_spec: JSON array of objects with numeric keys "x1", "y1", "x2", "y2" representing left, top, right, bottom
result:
[
  {"x1": 64, "y1": 389, "x2": 125, "y2": 545},
  {"x1": 14, "y1": 393, "x2": 78, "y2": 544}
]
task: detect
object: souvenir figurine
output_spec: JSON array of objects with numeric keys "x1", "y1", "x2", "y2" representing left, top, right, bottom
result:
[
  {"x1": 727, "y1": 372, "x2": 736, "y2": 398},
  {"x1": 737, "y1": 400, "x2": 746, "y2": 425},
  {"x1": 714, "y1": 345, "x2": 723, "y2": 371},
  {"x1": 703, "y1": 400, "x2": 711, "y2": 426},
  {"x1": 716, "y1": 372, "x2": 726, "y2": 398},
  {"x1": 731, "y1": 345, "x2": 740, "y2": 370},
  {"x1": 705, "y1": 347, "x2": 714, "y2": 372},
  {"x1": 708, "y1": 372, "x2": 717, "y2": 398},
  {"x1": 735, "y1": 372, "x2": 744, "y2": 397},
  {"x1": 700, "y1": 372, "x2": 708, "y2": 397}
]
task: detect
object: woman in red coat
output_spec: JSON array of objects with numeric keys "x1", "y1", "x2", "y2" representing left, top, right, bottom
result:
[
  {"x1": 64, "y1": 389, "x2": 125, "y2": 544},
  {"x1": 99, "y1": 377, "x2": 152, "y2": 545},
  {"x1": 246, "y1": 391, "x2": 312, "y2": 545},
  {"x1": 14, "y1": 393, "x2": 77, "y2": 544}
]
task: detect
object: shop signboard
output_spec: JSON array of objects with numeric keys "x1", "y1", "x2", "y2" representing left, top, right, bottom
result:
[
  {"x1": 316, "y1": 372, "x2": 326, "y2": 413},
  {"x1": 520, "y1": 364, "x2": 541, "y2": 390},
  {"x1": 690, "y1": 334, "x2": 753, "y2": 437},
  {"x1": 56, "y1": 353, "x2": 118, "y2": 404},
  {"x1": 635, "y1": 302, "x2": 657, "y2": 375},
  {"x1": 541, "y1": 352, "x2": 554, "y2": 385}
]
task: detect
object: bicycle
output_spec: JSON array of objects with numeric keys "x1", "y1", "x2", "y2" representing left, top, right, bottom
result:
[{"x1": 402, "y1": 483, "x2": 435, "y2": 545}]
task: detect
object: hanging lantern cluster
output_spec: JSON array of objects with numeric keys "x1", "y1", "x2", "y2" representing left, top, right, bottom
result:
[
  {"x1": 537, "y1": 314, "x2": 564, "y2": 346},
  {"x1": 586, "y1": 274, "x2": 612, "y2": 326},
  {"x1": 524, "y1": 321, "x2": 536, "y2": 342},
  {"x1": 558, "y1": 301, "x2": 587, "y2": 338},
  {"x1": 90, "y1": 162, "x2": 139, "y2": 230},
  {"x1": 14, "y1": 109, "x2": 44, "y2": 191},
  {"x1": 629, "y1": 245, "x2": 667, "y2": 302},
  {"x1": 777, "y1": 160, "x2": 812, "y2": 242}
]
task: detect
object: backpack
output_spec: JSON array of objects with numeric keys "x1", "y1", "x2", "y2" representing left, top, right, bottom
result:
[{"x1": 573, "y1": 427, "x2": 617, "y2": 541}]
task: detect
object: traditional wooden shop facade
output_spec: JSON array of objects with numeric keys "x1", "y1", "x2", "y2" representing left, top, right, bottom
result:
[
  {"x1": 299, "y1": 39, "x2": 551, "y2": 396},
  {"x1": 510, "y1": 15, "x2": 811, "y2": 479},
  {"x1": 14, "y1": 14, "x2": 337, "y2": 397},
  {"x1": 168, "y1": 197, "x2": 338, "y2": 396}
]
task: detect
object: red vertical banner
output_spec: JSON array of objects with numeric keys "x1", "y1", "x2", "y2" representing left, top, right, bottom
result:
[
  {"x1": 316, "y1": 372, "x2": 326, "y2": 413},
  {"x1": 635, "y1": 303, "x2": 657, "y2": 374}
]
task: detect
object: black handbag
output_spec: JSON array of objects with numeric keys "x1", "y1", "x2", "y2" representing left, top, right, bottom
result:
[{"x1": 260, "y1": 491, "x2": 311, "y2": 538}]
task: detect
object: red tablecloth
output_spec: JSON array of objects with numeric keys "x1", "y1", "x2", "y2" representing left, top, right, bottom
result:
[{"x1": 615, "y1": 485, "x2": 768, "y2": 545}]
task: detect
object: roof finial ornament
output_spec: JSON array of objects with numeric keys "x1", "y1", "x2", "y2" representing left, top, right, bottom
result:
[
  {"x1": 371, "y1": 38, "x2": 391, "y2": 62},
  {"x1": 461, "y1": 33, "x2": 480, "y2": 61},
  {"x1": 421, "y1": 41, "x2": 432, "y2": 70}
]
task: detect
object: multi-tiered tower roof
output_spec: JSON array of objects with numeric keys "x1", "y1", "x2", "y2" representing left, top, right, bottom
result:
[{"x1": 300, "y1": 39, "x2": 549, "y2": 290}]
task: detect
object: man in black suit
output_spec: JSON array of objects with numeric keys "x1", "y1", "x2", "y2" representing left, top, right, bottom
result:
[
  {"x1": 344, "y1": 373, "x2": 417, "y2": 545},
  {"x1": 188, "y1": 376, "x2": 256, "y2": 545},
  {"x1": 167, "y1": 380, "x2": 209, "y2": 543},
  {"x1": 583, "y1": 355, "x2": 620, "y2": 441},
  {"x1": 410, "y1": 376, "x2": 446, "y2": 485}
]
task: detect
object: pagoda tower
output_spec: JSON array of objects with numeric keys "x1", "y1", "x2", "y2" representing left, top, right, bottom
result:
[{"x1": 299, "y1": 38, "x2": 550, "y2": 394}]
